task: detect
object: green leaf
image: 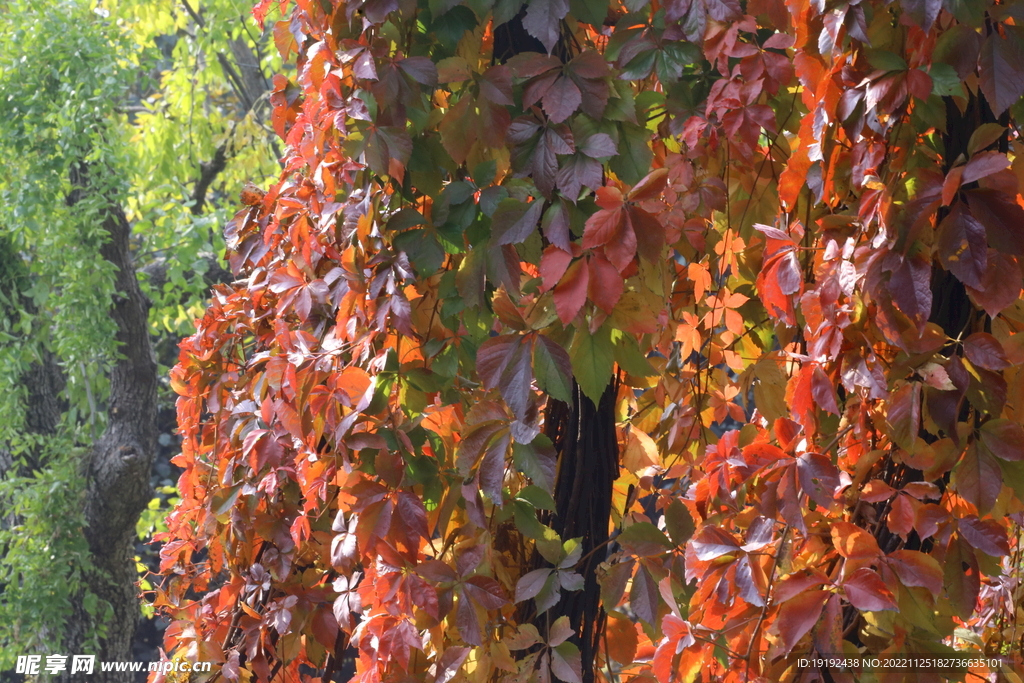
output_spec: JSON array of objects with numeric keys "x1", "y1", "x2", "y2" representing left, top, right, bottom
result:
[
  {"x1": 516, "y1": 484, "x2": 556, "y2": 510},
  {"x1": 430, "y1": 6, "x2": 479, "y2": 50},
  {"x1": 664, "y1": 499, "x2": 695, "y2": 545},
  {"x1": 211, "y1": 484, "x2": 241, "y2": 523},
  {"x1": 533, "y1": 335, "x2": 574, "y2": 403},
  {"x1": 570, "y1": 324, "x2": 615, "y2": 403},
  {"x1": 569, "y1": 0, "x2": 607, "y2": 24},
  {"x1": 927, "y1": 63, "x2": 964, "y2": 98},
  {"x1": 513, "y1": 436, "x2": 557, "y2": 493},
  {"x1": 394, "y1": 228, "x2": 445, "y2": 274},
  {"x1": 617, "y1": 522, "x2": 673, "y2": 556},
  {"x1": 865, "y1": 49, "x2": 908, "y2": 72},
  {"x1": 611, "y1": 331, "x2": 656, "y2": 377},
  {"x1": 609, "y1": 123, "x2": 652, "y2": 185}
]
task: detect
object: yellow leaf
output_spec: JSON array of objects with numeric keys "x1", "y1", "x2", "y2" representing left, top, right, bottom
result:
[{"x1": 623, "y1": 429, "x2": 661, "y2": 473}]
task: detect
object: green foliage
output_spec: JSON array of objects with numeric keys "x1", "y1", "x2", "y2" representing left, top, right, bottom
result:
[
  {"x1": 0, "y1": 0, "x2": 280, "y2": 661},
  {"x1": 0, "y1": 0, "x2": 131, "y2": 661}
]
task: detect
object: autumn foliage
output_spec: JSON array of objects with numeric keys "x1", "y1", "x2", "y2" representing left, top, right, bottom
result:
[{"x1": 155, "y1": 0, "x2": 1024, "y2": 679}]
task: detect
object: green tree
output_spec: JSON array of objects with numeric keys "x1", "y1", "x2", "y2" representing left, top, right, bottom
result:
[{"x1": 0, "y1": 0, "x2": 278, "y2": 676}]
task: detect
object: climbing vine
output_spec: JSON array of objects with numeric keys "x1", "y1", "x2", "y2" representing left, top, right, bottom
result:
[{"x1": 157, "y1": 0, "x2": 1024, "y2": 680}]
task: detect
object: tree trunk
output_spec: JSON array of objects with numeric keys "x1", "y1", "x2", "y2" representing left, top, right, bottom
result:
[
  {"x1": 60, "y1": 164, "x2": 158, "y2": 682},
  {"x1": 542, "y1": 380, "x2": 619, "y2": 683}
]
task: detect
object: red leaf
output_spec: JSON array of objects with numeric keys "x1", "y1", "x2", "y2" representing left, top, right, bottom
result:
[
  {"x1": 886, "y1": 493, "x2": 917, "y2": 539},
  {"x1": 773, "y1": 569, "x2": 829, "y2": 603},
  {"x1": 885, "y1": 382, "x2": 921, "y2": 451},
  {"x1": 906, "y1": 67, "x2": 933, "y2": 101},
  {"x1": 978, "y1": 26, "x2": 1024, "y2": 115},
  {"x1": 554, "y1": 259, "x2": 589, "y2": 324},
  {"x1": 579, "y1": 133, "x2": 617, "y2": 158},
  {"x1": 568, "y1": 50, "x2": 609, "y2": 79},
  {"x1": 582, "y1": 207, "x2": 625, "y2": 248},
  {"x1": 602, "y1": 218, "x2": 638, "y2": 273},
  {"x1": 455, "y1": 597, "x2": 482, "y2": 646},
  {"x1": 587, "y1": 255, "x2": 624, "y2": 313},
  {"x1": 556, "y1": 154, "x2": 603, "y2": 200},
  {"x1": 434, "y1": 647, "x2": 471, "y2": 683},
  {"x1": 540, "y1": 246, "x2": 573, "y2": 291},
  {"x1": 797, "y1": 452, "x2": 840, "y2": 508},
  {"x1": 830, "y1": 521, "x2": 881, "y2": 559},
  {"x1": 966, "y1": 188, "x2": 1024, "y2": 255},
  {"x1": 889, "y1": 250, "x2": 932, "y2": 330},
  {"x1": 523, "y1": 0, "x2": 570, "y2": 54},
  {"x1": 628, "y1": 563, "x2": 660, "y2": 625},
  {"x1": 507, "y1": 53, "x2": 561, "y2": 78},
  {"x1": 690, "y1": 526, "x2": 740, "y2": 561},
  {"x1": 843, "y1": 567, "x2": 897, "y2": 611},
  {"x1": 953, "y1": 443, "x2": 1002, "y2": 514},
  {"x1": 887, "y1": 549, "x2": 943, "y2": 596},
  {"x1": 964, "y1": 332, "x2": 1009, "y2": 370},
  {"x1": 979, "y1": 419, "x2": 1024, "y2": 461},
  {"x1": 480, "y1": 66, "x2": 514, "y2": 105},
  {"x1": 629, "y1": 207, "x2": 666, "y2": 263},
  {"x1": 942, "y1": 165, "x2": 964, "y2": 206},
  {"x1": 464, "y1": 575, "x2": 508, "y2": 609},
  {"x1": 479, "y1": 429, "x2": 511, "y2": 501},
  {"x1": 594, "y1": 185, "x2": 624, "y2": 211},
  {"x1": 477, "y1": 336, "x2": 519, "y2": 390},
  {"x1": 542, "y1": 76, "x2": 582, "y2": 123},
  {"x1": 497, "y1": 340, "x2": 534, "y2": 421},
  {"x1": 771, "y1": 589, "x2": 829, "y2": 655},
  {"x1": 394, "y1": 492, "x2": 430, "y2": 546},
  {"x1": 542, "y1": 202, "x2": 572, "y2": 251},
  {"x1": 397, "y1": 56, "x2": 438, "y2": 85},
  {"x1": 810, "y1": 365, "x2": 840, "y2": 414},
  {"x1": 937, "y1": 202, "x2": 987, "y2": 289},
  {"x1": 967, "y1": 252, "x2": 1022, "y2": 317},
  {"x1": 915, "y1": 503, "x2": 949, "y2": 540},
  {"x1": 959, "y1": 516, "x2": 1010, "y2": 557},
  {"x1": 627, "y1": 168, "x2": 669, "y2": 201},
  {"x1": 961, "y1": 151, "x2": 1010, "y2": 185}
]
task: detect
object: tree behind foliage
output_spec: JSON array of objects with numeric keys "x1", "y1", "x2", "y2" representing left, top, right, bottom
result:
[{"x1": 157, "y1": 0, "x2": 1024, "y2": 680}]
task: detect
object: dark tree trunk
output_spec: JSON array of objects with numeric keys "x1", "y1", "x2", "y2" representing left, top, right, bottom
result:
[
  {"x1": 59, "y1": 163, "x2": 158, "y2": 683},
  {"x1": 542, "y1": 380, "x2": 619, "y2": 683}
]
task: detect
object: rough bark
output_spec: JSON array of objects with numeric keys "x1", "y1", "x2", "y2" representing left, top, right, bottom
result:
[
  {"x1": 541, "y1": 381, "x2": 619, "y2": 683},
  {"x1": 60, "y1": 163, "x2": 158, "y2": 683}
]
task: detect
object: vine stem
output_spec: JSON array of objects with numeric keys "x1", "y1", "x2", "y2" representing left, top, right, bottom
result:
[{"x1": 744, "y1": 523, "x2": 789, "y2": 679}]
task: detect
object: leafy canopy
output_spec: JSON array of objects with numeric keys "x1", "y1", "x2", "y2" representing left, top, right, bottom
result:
[
  {"x1": 0, "y1": 0, "x2": 280, "y2": 664},
  {"x1": 157, "y1": 0, "x2": 1024, "y2": 679}
]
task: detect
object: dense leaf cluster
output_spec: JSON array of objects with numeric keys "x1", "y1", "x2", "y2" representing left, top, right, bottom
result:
[{"x1": 158, "y1": 0, "x2": 1024, "y2": 679}]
